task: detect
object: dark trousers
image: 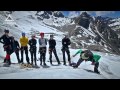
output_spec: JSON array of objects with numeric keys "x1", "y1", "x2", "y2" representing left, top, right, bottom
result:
[
  {"x1": 21, "y1": 46, "x2": 30, "y2": 64},
  {"x1": 15, "y1": 50, "x2": 20, "y2": 63},
  {"x1": 4, "y1": 45, "x2": 21, "y2": 64},
  {"x1": 62, "y1": 48, "x2": 70, "y2": 64},
  {"x1": 94, "y1": 62, "x2": 99, "y2": 72},
  {"x1": 4, "y1": 51, "x2": 20, "y2": 63},
  {"x1": 73, "y1": 58, "x2": 99, "y2": 72},
  {"x1": 30, "y1": 48, "x2": 37, "y2": 65},
  {"x1": 39, "y1": 47, "x2": 46, "y2": 65},
  {"x1": 10, "y1": 49, "x2": 20, "y2": 63},
  {"x1": 49, "y1": 48, "x2": 60, "y2": 64}
]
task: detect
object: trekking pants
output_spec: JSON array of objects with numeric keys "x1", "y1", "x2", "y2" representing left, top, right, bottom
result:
[
  {"x1": 62, "y1": 47, "x2": 70, "y2": 64},
  {"x1": 21, "y1": 46, "x2": 30, "y2": 64},
  {"x1": 49, "y1": 48, "x2": 60, "y2": 64}
]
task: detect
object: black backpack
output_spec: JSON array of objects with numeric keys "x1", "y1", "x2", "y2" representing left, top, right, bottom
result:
[{"x1": 82, "y1": 50, "x2": 93, "y2": 59}]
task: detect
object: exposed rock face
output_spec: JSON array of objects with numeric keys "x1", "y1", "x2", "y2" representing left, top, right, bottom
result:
[
  {"x1": 75, "y1": 12, "x2": 93, "y2": 29},
  {"x1": 36, "y1": 11, "x2": 64, "y2": 20},
  {"x1": 0, "y1": 11, "x2": 120, "y2": 55},
  {"x1": 67, "y1": 12, "x2": 120, "y2": 54},
  {"x1": 91, "y1": 17, "x2": 120, "y2": 54}
]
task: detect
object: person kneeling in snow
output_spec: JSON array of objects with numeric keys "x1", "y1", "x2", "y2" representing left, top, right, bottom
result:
[{"x1": 71, "y1": 49, "x2": 101, "y2": 74}]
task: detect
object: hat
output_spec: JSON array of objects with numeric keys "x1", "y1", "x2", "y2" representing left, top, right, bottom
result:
[
  {"x1": 22, "y1": 32, "x2": 25, "y2": 36},
  {"x1": 40, "y1": 32, "x2": 44, "y2": 36},
  {"x1": 4, "y1": 29, "x2": 9, "y2": 33}
]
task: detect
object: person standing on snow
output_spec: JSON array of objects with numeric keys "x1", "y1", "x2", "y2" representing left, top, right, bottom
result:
[
  {"x1": 20, "y1": 32, "x2": 30, "y2": 64},
  {"x1": 48, "y1": 34, "x2": 61, "y2": 65},
  {"x1": 38, "y1": 32, "x2": 47, "y2": 66},
  {"x1": 10, "y1": 36, "x2": 21, "y2": 63},
  {"x1": 61, "y1": 35, "x2": 71, "y2": 66},
  {"x1": 71, "y1": 49, "x2": 101, "y2": 74},
  {"x1": 0, "y1": 29, "x2": 12, "y2": 65},
  {"x1": 29, "y1": 35, "x2": 37, "y2": 66}
]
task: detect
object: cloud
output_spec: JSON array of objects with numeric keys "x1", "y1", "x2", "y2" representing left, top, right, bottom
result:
[
  {"x1": 95, "y1": 11, "x2": 115, "y2": 16},
  {"x1": 68, "y1": 11, "x2": 80, "y2": 18},
  {"x1": 67, "y1": 11, "x2": 116, "y2": 18},
  {"x1": 85, "y1": 11, "x2": 115, "y2": 16},
  {"x1": 86, "y1": 11, "x2": 95, "y2": 14}
]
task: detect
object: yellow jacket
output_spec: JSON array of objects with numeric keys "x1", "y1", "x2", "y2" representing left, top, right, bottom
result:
[{"x1": 20, "y1": 36, "x2": 28, "y2": 47}]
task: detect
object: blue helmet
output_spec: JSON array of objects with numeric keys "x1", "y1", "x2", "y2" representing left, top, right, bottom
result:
[{"x1": 22, "y1": 32, "x2": 25, "y2": 36}]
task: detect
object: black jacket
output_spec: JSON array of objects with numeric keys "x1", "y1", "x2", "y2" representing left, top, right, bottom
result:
[
  {"x1": 11, "y1": 40, "x2": 20, "y2": 51},
  {"x1": 62, "y1": 38, "x2": 71, "y2": 48},
  {"x1": 0, "y1": 34, "x2": 11, "y2": 46},
  {"x1": 49, "y1": 39, "x2": 56, "y2": 48},
  {"x1": 29, "y1": 39, "x2": 37, "y2": 48}
]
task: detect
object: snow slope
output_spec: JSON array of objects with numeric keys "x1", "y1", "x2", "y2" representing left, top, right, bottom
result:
[
  {"x1": 36, "y1": 11, "x2": 72, "y2": 27},
  {"x1": 0, "y1": 48, "x2": 120, "y2": 79},
  {"x1": 0, "y1": 11, "x2": 120, "y2": 79},
  {"x1": 0, "y1": 33, "x2": 120, "y2": 79},
  {"x1": 109, "y1": 18, "x2": 120, "y2": 27}
]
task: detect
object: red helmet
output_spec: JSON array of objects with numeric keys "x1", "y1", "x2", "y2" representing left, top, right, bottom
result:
[{"x1": 40, "y1": 32, "x2": 44, "y2": 36}]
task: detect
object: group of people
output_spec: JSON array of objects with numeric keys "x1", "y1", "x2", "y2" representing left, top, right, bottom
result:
[
  {"x1": 0, "y1": 29, "x2": 71, "y2": 66},
  {"x1": 0, "y1": 29, "x2": 101, "y2": 74}
]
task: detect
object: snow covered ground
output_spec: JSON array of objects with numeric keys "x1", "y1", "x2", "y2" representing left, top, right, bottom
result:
[
  {"x1": 0, "y1": 33, "x2": 120, "y2": 79},
  {"x1": 0, "y1": 11, "x2": 120, "y2": 79},
  {"x1": 0, "y1": 48, "x2": 120, "y2": 79}
]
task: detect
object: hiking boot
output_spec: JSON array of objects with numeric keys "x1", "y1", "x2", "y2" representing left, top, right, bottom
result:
[
  {"x1": 58, "y1": 62, "x2": 61, "y2": 65},
  {"x1": 31, "y1": 62, "x2": 33, "y2": 65},
  {"x1": 40, "y1": 62, "x2": 42, "y2": 65},
  {"x1": 43, "y1": 63, "x2": 47, "y2": 66},
  {"x1": 63, "y1": 63, "x2": 66, "y2": 66},
  {"x1": 4, "y1": 59, "x2": 6, "y2": 63},
  {"x1": 94, "y1": 68, "x2": 100, "y2": 74},
  {"x1": 73, "y1": 65, "x2": 78, "y2": 68},
  {"x1": 68, "y1": 61, "x2": 71, "y2": 66}
]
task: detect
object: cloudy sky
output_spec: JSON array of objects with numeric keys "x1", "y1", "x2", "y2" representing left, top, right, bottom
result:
[{"x1": 62, "y1": 11, "x2": 120, "y2": 18}]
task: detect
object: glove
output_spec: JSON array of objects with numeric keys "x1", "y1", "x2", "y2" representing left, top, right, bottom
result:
[
  {"x1": 91, "y1": 62, "x2": 95, "y2": 65},
  {"x1": 72, "y1": 55, "x2": 76, "y2": 57},
  {"x1": 64, "y1": 42, "x2": 66, "y2": 44},
  {"x1": 17, "y1": 47, "x2": 20, "y2": 50},
  {"x1": 15, "y1": 48, "x2": 20, "y2": 52},
  {"x1": 20, "y1": 47, "x2": 24, "y2": 51}
]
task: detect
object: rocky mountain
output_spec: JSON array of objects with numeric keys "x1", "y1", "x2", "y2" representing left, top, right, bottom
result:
[
  {"x1": 74, "y1": 12, "x2": 93, "y2": 29},
  {"x1": 35, "y1": 11, "x2": 73, "y2": 27},
  {"x1": 66, "y1": 12, "x2": 120, "y2": 55},
  {"x1": 36, "y1": 11, "x2": 65, "y2": 19},
  {"x1": 0, "y1": 11, "x2": 120, "y2": 55},
  {"x1": 108, "y1": 18, "x2": 120, "y2": 38}
]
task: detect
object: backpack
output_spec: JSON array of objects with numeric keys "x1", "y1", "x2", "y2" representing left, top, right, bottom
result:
[{"x1": 81, "y1": 50, "x2": 93, "y2": 59}]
